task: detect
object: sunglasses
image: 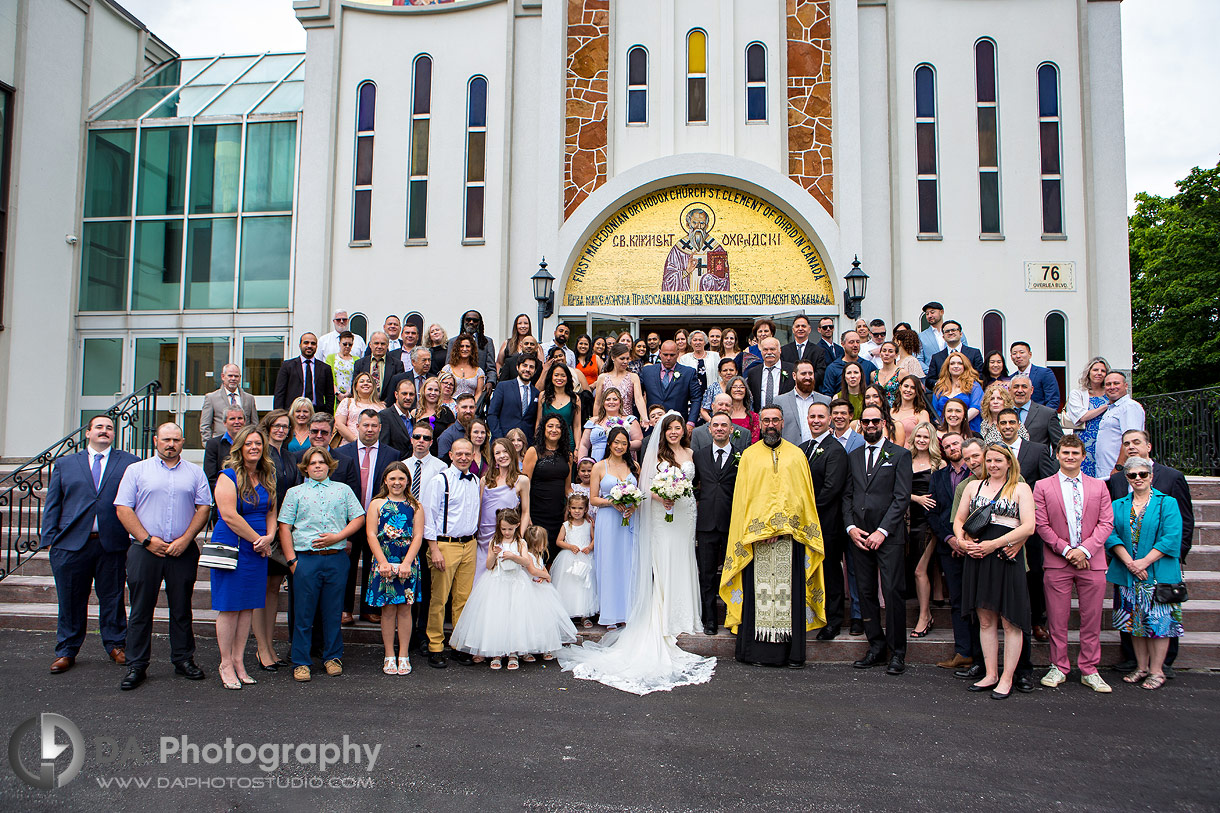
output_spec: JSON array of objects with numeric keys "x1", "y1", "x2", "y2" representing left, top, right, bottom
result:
[
  {"x1": 859, "y1": 418, "x2": 883, "y2": 426},
  {"x1": 411, "y1": 434, "x2": 432, "y2": 441},
  {"x1": 334, "y1": 318, "x2": 349, "y2": 323},
  {"x1": 819, "y1": 324, "x2": 834, "y2": 330},
  {"x1": 309, "y1": 428, "x2": 331, "y2": 435},
  {"x1": 871, "y1": 332, "x2": 885, "y2": 338},
  {"x1": 1125, "y1": 471, "x2": 1151, "y2": 480}
]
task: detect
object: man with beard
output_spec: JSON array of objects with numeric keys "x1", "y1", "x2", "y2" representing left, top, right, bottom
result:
[
  {"x1": 842, "y1": 405, "x2": 913, "y2": 675},
  {"x1": 721, "y1": 405, "x2": 825, "y2": 668},
  {"x1": 662, "y1": 207, "x2": 729, "y2": 292}
]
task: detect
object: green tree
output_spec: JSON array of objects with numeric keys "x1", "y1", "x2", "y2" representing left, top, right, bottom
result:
[{"x1": 1128, "y1": 160, "x2": 1220, "y2": 394}]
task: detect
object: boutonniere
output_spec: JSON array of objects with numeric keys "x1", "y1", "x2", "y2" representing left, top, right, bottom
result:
[
  {"x1": 812, "y1": 445, "x2": 826, "y2": 459},
  {"x1": 733, "y1": 451, "x2": 743, "y2": 464},
  {"x1": 780, "y1": 370, "x2": 789, "y2": 379},
  {"x1": 731, "y1": 427, "x2": 743, "y2": 440},
  {"x1": 880, "y1": 449, "x2": 892, "y2": 463},
  {"x1": 673, "y1": 371, "x2": 681, "y2": 380}
]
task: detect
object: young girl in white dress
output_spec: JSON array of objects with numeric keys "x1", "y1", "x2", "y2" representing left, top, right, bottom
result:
[
  {"x1": 449, "y1": 509, "x2": 576, "y2": 670},
  {"x1": 550, "y1": 494, "x2": 598, "y2": 629}
]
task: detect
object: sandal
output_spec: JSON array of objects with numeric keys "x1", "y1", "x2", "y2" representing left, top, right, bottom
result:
[
  {"x1": 220, "y1": 667, "x2": 242, "y2": 691},
  {"x1": 910, "y1": 621, "x2": 935, "y2": 639},
  {"x1": 382, "y1": 657, "x2": 398, "y2": 675},
  {"x1": 1141, "y1": 674, "x2": 1166, "y2": 690},
  {"x1": 506, "y1": 656, "x2": 519, "y2": 671},
  {"x1": 582, "y1": 618, "x2": 593, "y2": 629},
  {"x1": 472, "y1": 656, "x2": 485, "y2": 664},
  {"x1": 489, "y1": 657, "x2": 502, "y2": 671},
  {"x1": 1122, "y1": 669, "x2": 1151, "y2": 684},
  {"x1": 397, "y1": 657, "x2": 411, "y2": 675},
  {"x1": 522, "y1": 654, "x2": 536, "y2": 663},
  {"x1": 542, "y1": 653, "x2": 555, "y2": 661}
]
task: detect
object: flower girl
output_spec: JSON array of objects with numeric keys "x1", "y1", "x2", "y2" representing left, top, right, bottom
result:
[
  {"x1": 550, "y1": 495, "x2": 599, "y2": 628},
  {"x1": 449, "y1": 509, "x2": 576, "y2": 670}
]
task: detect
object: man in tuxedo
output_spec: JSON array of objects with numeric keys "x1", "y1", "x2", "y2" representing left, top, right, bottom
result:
[
  {"x1": 335, "y1": 410, "x2": 406, "y2": 624},
  {"x1": 693, "y1": 413, "x2": 739, "y2": 634},
  {"x1": 746, "y1": 337, "x2": 795, "y2": 411},
  {"x1": 816, "y1": 316, "x2": 843, "y2": 363},
  {"x1": 639, "y1": 340, "x2": 703, "y2": 428},
  {"x1": 1009, "y1": 341, "x2": 1061, "y2": 411},
  {"x1": 691, "y1": 394, "x2": 748, "y2": 453},
  {"x1": 644, "y1": 331, "x2": 662, "y2": 364},
  {"x1": 924, "y1": 321, "x2": 985, "y2": 388},
  {"x1": 801, "y1": 402, "x2": 849, "y2": 640},
  {"x1": 379, "y1": 378, "x2": 416, "y2": 455},
  {"x1": 200, "y1": 364, "x2": 258, "y2": 443},
  {"x1": 1107, "y1": 429, "x2": 1193, "y2": 675},
  {"x1": 924, "y1": 432, "x2": 976, "y2": 670},
  {"x1": 1010, "y1": 374, "x2": 1063, "y2": 448},
  {"x1": 42, "y1": 416, "x2": 139, "y2": 673},
  {"x1": 776, "y1": 360, "x2": 830, "y2": 445},
  {"x1": 274, "y1": 333, "x2": 335, "y2": 414},
  {"x1": 842, "y1": 405, "x2": 913, "y2": 675},
  {"x1": 781, "y1": 315, "x2": 828, "y2": 390},
  {"x1": 354, "y1": 332, "x2": 405, "y2": 404},
  {"x1": 1034, "y1": 435, "x2": 1116, "y2": 693},
  {"x1": 203, "y1": 407, "x2": 246, "y2": 492},
  {"x1": 487, "y1": 355, "x2": 538, "y2": 442}
]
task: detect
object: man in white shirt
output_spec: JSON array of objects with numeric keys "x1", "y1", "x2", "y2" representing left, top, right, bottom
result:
[
  {"x1": 381, "y1": 315, "x2": 403, "y2": 353},
  {"x1": 858, "y1": 319, "x2": 888, "y2": 365},
  {"x1": 402, "y1": 423, "x2": 447, "y2": 653},
  {"x1": 777, "y1": 360, "x2": 831, "y2": 445},
  {"x1": 542, "y1": 323, "x2": 576, "y2": 367},
  {"x1": 422, "y1": 439, "x2": 481, "y2": 668},
  {"x1": 318, "y1": 309, "x2": 366, "y2": 360},
  {"x1": 1094, "y1": 372, "x2": 1145, "y2": 477}
]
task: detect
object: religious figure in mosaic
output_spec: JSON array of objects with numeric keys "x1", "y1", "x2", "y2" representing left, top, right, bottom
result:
[{"x1": 662, "y1": 206, "x2": 731, "y2": 292}]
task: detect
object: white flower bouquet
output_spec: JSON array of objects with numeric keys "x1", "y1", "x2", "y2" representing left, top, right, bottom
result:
[
  {"x1": 650, "y1": 462, "x2": 694, "y2": 522},
  {"x1": 608, "y1": 481, "x2": 646, "y2": 526}
]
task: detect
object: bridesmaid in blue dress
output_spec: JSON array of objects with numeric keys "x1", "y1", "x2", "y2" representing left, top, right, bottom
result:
[
  {"x1": 366, "y1": 462, "x2": 425, "y2": 676},
  {"x1": 211, "y1": 426, "x2": 278, "y2": 690},
  {"x1": 577, "y1": 387, "x2": 643, "y2": 462},
  {"x1": 589, "y1": 427, "x2": 640, "y2": 629}
]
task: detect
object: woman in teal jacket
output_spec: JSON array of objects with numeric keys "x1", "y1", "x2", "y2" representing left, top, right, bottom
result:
[{"x1": 1106, "y1": 456, "x2": 1184, "y2": 690}]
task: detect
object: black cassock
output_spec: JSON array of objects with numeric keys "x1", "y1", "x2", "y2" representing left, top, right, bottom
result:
[{"x1": 734, "y1": 544, "x2": 807, "y2": 667}]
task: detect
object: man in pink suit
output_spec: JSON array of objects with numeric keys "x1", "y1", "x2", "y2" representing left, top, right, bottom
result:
[{"x1": 1033, "y1": 435, "x2": 1115, "y2": 693}]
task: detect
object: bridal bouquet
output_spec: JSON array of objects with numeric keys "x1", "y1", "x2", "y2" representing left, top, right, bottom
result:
[
  {"x1": 608, "y1": 481, "x2": 646, "y2": 526},
  {"x1": 650, "y1": 462, "x2": 694, "y2": 522}
]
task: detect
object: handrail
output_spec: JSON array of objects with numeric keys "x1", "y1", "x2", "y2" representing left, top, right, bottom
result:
[
  {"x1": 0, "y1": 381, "x2": 161, "y2": 580},
  {"x1": 1142, "y1": 385, "x2": 1220, "y2": 477}
]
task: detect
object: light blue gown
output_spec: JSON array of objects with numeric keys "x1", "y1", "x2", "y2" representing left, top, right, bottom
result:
[{"x1": 594, "y1": 472, "x2": 637, "y2": 626}]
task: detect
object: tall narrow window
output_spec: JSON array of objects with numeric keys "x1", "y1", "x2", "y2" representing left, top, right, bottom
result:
[
  {"x1": 0, "y1": 85, "x2": 12, "y2": 327},
  {"x1": 745, "y1": 43, "x2": 766, "y2": 122},
  {"x1": 1044, "y1": 312, "x2": 1067, "y2": 410},
  {"x1": 407, "y1": 55, "x2": 432, "y2": 241},
  {"x1": 914, "y1": 64, "x2": 939, "y2": 235},
  {"x1": 352, "y1": 80, "x2": 376, "y2": 242},
  {"x1": 981, "y1": 311, "x2": 1004, "y2": 359},
  {"x1": 1037, "y1": 63, "x2": 1064, "y2": 236},
  {"x1": 464, "y1": 76, "x2": 487, "y2": 242},
  {"x1": 974, "y1": 38, "x2": 1001, "y2": 236},
  {"x1": 686, "y1": 29, "x2": 707, "y2": 124},
  {"x1": 626, "y1": 46, "x2": 647, "y2": 125},
  {"x1": 350, "y1": 313, "x2": 368, "y2": 342}
]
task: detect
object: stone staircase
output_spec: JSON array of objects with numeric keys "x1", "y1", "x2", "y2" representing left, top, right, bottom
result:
[{"x1": 2, "y1": 478, "x2": 1218, "y2": 669}]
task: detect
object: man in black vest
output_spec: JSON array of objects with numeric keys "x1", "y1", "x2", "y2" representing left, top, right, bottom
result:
[{"x1": 693, "y1": 412, "x2": 739, "y2": 634}]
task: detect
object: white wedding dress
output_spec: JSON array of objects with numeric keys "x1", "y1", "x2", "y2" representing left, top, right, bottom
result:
[{"x1": 558, "y1": 412, "x2": 715, "y2": 695}]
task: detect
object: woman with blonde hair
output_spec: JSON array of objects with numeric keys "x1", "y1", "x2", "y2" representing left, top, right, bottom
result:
[
  {"x1": 286, "y1": 397, "x2": 315, "y2": 455},
  {"x1": 424, "y1": 322, "x2": 450, "y2": 375},
  {"x1": 931, "y1": 352, "x2": 984, "y2": 433},
  {"x1": 979, "y1": 383, "x2": 1029, "y2": 445},
  {"x1": 1066, "y1": 356, "x2": 1111, "y2": 477},
  {"x1": 906, "y1": 422, "x2": 943, "y2": 639},
  {"x1": 335, "y1": 372, "x2": 384, "y2": 443}
]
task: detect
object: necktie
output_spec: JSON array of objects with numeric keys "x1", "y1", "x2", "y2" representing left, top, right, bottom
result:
[
  {"x1": 765, "y1": 367, "x2": 776, "y2": 407},
  {"x1": 662, "y1": 368, "x2": 672, "y2": 386},
  {"x1": 371, "y1": 359, "x2": 382, "y2": 393},
  {"x1": 91, "y1": 453, "x2": 103, "y2": 490},
  {"x1": 416, "y1": 374, "x2": 425, "y2": 394},
  {"x1": 797, "y1": 343, "x2": 805, "y2": 359},
  {"x1": 521, "y1": 383, "x2": 530, "y2": 417},
  {"x1": 716, "y1": 449, "x2": 726, "y2": 469},
  {"x1": 1070, "y1": 477, "x2": 1083, "y2": 546},
  {"x1": 1018, "y1": 405, "x2": 1027, "y2": 424},
  {"x1": 412, "y1": 459, "x2": 422, "y2": 499},
  {"x1": 303, "y1": 359, "x2": 314, "y2": 402},
  {"x1": 867, "y1": 445, "x2": 878, "y2": 475},
  {"x1": 360, "y1": 446, "x2": 372, "y2": 506},
  {"x1": 229, "y1": 392, "x2": 237, "y2": 407}
]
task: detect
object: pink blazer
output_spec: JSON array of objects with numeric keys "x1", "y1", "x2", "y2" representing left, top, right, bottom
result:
[{"x1": 1033, "y1": 474, "x2": 1115, "y2": 571}]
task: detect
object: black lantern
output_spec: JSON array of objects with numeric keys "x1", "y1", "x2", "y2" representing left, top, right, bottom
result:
[
  {"x1": 532, "y1": 257, "x2": 555, "y2": 335},
  {"x1": 842, "y1": 255, "x2": 869, "y2": 320}
]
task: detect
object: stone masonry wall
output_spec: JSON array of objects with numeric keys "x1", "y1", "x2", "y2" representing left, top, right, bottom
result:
[
  {"x1": 787, "y1": 0, "x2": 833, "y2": 216},
  {"x1": 564, "y1": 0, "x2": 609, "y2": 220}
]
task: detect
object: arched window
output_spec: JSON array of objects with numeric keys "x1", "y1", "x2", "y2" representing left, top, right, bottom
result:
[
  {"x1": 1037, "y1": 62, "x2": 1064, "y2": 236},
  {"x1": 464, "y1": 76, "x2": 488, "y2": 242},
  {"x1": 626, "y1": 46, "x2": 647, "y2": 125},
  {"x1": 407, "y1": 55, "x2": 432, "y2": 241},
  {"x1": 974, "y1": 38, "x2": 1001, "y2": 236},
  {"x1": 1045, "y1": 311, "x2": 1067, "y2": 409},
  {"x1": 981, "y1": 311, "x2": 1004, "y2": 359},
  {"x1": 352, "y1": 80, "x2": 375, "y2": 243},
  {"x1": 745, "y1": 42, "x2": 766, "y2": 122},
  {"x1": 349, "y1": 312, "x2": 368, "y2": 342},
  {"x1": 914, "y1": 64, "x2": 939, "y2": 235},
  {"x1": 686, "y1": 29, "x2": 707, "y2": 124}
]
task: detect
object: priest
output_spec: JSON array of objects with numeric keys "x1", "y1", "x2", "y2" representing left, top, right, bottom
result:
[{"x1": 721, "y1": 404, "x2": 826, "y2": 667}]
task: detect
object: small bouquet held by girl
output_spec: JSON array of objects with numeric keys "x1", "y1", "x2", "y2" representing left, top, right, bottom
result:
[
  {"x1": 650, "y1": 461, "x2": 694, "y2": 522},
  {"x1": 607, "y1": 480, "x2": 646, "y2": 526}
]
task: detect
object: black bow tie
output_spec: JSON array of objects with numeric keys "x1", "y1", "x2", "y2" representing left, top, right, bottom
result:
[{"x1": 459, "y1": 472, "x2": 475, "y2": 481}]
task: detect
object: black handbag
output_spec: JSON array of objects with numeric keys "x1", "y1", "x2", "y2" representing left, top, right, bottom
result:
[
  {"x1": 962, "y1": 489, "x2": 999, "y2": 538},
  {"x1": 1153, "y1": 582, "x2": 1188, "y2": 604}
]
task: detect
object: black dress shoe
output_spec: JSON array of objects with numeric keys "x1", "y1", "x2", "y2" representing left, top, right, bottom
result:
[
  {"x1": 885, "y1": 656, "x2": 906, "y2": 676},
  {"x1": 853, "y1": 650, "x2": 886, "y2": 669},
  {"x1": 452, "y1": 651, "x2": 473, "y2": 665},
  {"x1": 174, "y1": 660, "x2": 206, "y2": 680},
  {"x1": 849, "y1": 619, "x2": 865, "y2": 636},
  {"x1": 815, "y1": 625, "x2": 840, "y2": 641},
  {"x1": 787, "y1": 661, "x2": 805, "y2": 669},
  {"x1": 1014, "y1": 674, "x2": 1035, "y2": 694},
  {"x1": 1111, "y1": 659, "x2": 1137, "y2": 674},
  {"x1": 427, "y1": 652, "x2": 448, "y2": 669},
  {"x1": 955, "y1": 664, "x2": 986, "y2": 680},
  {"x1": 703, "y1": 623, "x2": 717, "y2": 636},
  {"x1": 120, "y1": 667, "x2": 147, "y2": 691}
]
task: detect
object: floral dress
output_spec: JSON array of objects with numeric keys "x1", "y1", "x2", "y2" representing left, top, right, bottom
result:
[
  {"x1": 1113, "y1": 504, "x2": 1185, "y2": 639},
  {"x1": 1078, "y1": 395, "x2": 1107, "y2": 477},
  {"x1": 365, "y1": 499, "x2": 421, "y2": 607}
]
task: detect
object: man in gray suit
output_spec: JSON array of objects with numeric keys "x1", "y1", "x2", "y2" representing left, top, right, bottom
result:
[
  {"x1": 200, "y1": 364, "x2": 258, "y2": 443},
  {"x1": 691, "y1": 394, "x2": 749, "y2": 453},
  {"x1": 1009, "y1": 374, "x2": 1063, "y2": 448},
  {"x1": 775, "y1": 360, "x2": 831, "y2": 445}
]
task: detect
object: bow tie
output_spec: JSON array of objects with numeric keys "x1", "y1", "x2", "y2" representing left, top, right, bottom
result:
[{"x1": 459, "y1": 472, "x2": 475, "y2": 482}]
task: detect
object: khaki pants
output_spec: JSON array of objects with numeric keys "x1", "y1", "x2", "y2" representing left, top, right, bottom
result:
[{"x1": 426, "y1": 540, "x2": 477, "y2": 652}]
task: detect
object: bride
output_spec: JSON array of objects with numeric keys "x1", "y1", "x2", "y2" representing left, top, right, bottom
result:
[{"x1": 559, "y1": 411, "x2": 715, "y2": 694}]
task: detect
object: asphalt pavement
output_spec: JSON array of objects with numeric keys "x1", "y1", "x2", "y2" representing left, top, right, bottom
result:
[{"x1": 0, "y1": 630, "x2": 1216, "y2": 812}]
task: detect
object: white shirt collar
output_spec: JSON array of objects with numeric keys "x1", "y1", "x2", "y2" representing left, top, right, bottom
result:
[
  {"x1": 711, "y1": 439, "x2": 733, "y2": 453},
  {"x1": 812, "y1": 430, "x2": 832, "y2": 445},
  {"x1": 86, "y1": 445, "x2": 111, "y2": 460},
  {"x1": 1058, "y1": 470, "x2": 1081, "y2": 485}
]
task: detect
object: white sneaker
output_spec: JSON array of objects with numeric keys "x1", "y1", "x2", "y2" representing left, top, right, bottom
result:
[
  {"x1": 1040, "y1": 666, "x2": 1068, "y2": 687},
  {"x1": 1081, "y1": 673, "x2": 1112, "y2": 693}
]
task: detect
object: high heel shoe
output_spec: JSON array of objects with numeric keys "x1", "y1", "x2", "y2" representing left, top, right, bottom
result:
[
  {"x1": 910, "y1": 620, "x2": 935, "y2": 639},
  {"x1": 220, "y1": 667, "x2": 241, "y2": 690},
  {"x1": 257, "y1": 656, "x2": 278, "y2": 672},
  {"x1": 238, "y1": 674, "x2": 257, "y2": 685}
]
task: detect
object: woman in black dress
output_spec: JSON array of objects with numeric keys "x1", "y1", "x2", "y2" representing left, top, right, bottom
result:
[
  {"x1": 954, "y1": 443, "x2": 1035, "y2": 699},
  {"x1": 523, "y1": 415, "x2": 572, "y2": 564}
]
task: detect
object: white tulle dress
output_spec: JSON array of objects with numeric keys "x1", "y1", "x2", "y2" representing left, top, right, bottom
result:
[
  {"x1": 550, "y1": 520, "x2": 599, "y2": 618},
  {"x1": 450, "y1": 539, "x2": 577, "y2": 657}
]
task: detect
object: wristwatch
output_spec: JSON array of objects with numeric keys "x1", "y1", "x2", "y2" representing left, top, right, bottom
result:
[{"x1": 139, "y1": 536, "x2": 152, "y2": 548}]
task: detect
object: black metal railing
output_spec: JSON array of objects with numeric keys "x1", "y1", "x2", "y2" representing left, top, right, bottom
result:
[
  {"x1": 1143, "y1": 385, "x2": 1220, "y2": 476},
  {"x1": 0, "y1": 381, "x2": 160, "y2": 581}
]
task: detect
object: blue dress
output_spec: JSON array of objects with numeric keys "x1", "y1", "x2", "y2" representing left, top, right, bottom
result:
[
  {"x1": 593, "y1": 472, "x2": 638, "y2": 626},
  {"x1": 366, "y1": 500, "x2": 421, "y2": 606},
  {"x1": 1078, "y1": 395, "x2": 1107, "y2": 477},
  {"x1": 584, "y1": 416, "x2": 638, "y2": 462},
  {"x1": 210, "y1": 469, "x2": 270, "y2": 612}
]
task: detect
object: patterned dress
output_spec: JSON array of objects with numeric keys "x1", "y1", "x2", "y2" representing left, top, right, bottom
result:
[
  {"x1": 1113, "y1": 503, "x2": 1185, "y2": 638},
  {"x1": 1078, "y1": 395, "x2": 1107, "y2": 477},
  {"x1": 365, "y1": 499, "x2": 421, "y2": 607}
]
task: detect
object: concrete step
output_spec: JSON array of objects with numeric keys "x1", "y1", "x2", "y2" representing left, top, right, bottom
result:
[
  {"x1": 1184, "y1": 571, "x2": 1220, "y2": 600},
  {"x1": 1187, "y1": 478, "x2": 1220, "y2": 501},
  {"x1": 1194, "y1": 500, "x2": 1220, "y2": 523},
  {"x1": 1188, "y1": 545, "x2": 1220, "y2": 570},
  {"x1": 1195, "y1": 522, "x2": 1220, "y2": 547}
]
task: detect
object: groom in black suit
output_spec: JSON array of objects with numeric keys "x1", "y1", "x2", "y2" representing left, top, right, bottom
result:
[
  {"x1": 800, "y1": 402, "x2": 849, "y2": 639},
  {"x1": 639, "y1": 340, "x2": 703, "y2": 428},
  {"x1": 693, "y1": 413, "x2": 740, "y2": 634},
  {"x1": 842, "y1": 405, "x2": 913, "y2": 675}
]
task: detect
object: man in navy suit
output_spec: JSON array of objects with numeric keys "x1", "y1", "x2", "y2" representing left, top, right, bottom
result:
[
  {"x1": 1009, "y1": 341, "x2": 1061, "y2": 411},
  {"x1": 639, "y1": 340, "x2": 703, "y2": 429},
  {"x1": 41, "y1": 415, "x2": 139, "y2": 673},
  {"x1": 923, "y1": 321, "x2": 985, "y2": 388},
  {"x1": 486, "y1": 355, "x2": 538, "y2": 442},
  {"x1": 816, "y1": 316, "x2": 844, "y2": 363}
]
